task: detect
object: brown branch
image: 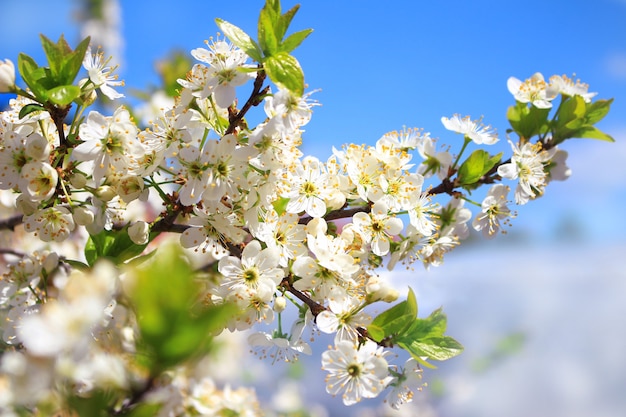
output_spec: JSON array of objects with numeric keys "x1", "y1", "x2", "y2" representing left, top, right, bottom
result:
[
  {"x1": 225, "y1": 67, "x2": 268, "y2": 136},
  {"x1": 0, "y1": 215, "x2": 23, "y2": 231},
  {"x1": 280, "y1": 277, "x2": 326, "y2": 317}
]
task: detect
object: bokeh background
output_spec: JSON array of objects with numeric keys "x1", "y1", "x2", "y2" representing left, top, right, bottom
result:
[{"x1": 1, "y1": 1, "x2": 625, "y2": 416}]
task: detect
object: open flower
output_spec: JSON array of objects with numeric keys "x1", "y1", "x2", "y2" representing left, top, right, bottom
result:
[
  {"x1": 497, "y1": 140, "x2": 556, "y2": 204},
  {"x1": 507, "y1": 72, "x2": 558, "y2": 109},
  {"x1": 352, "y1": 201, "x2": 403, "y2": 256},
  {"x1": 82, "y1": 47, "x2": 124, "y2": 100},
  {"x1": 472, "y1": 184, "x2": 515, "y2": 238},
  {"x1": 385, "y1": 358, "x2": 425, "y2": 409},
  {"x1": 321, "y1": 340, "x2": 391, "y2": 406},
  {"x1": 441, "y1": 114, "x2": 498, "y2": 145},
  {"x1": 218, "y1": 239, "x2": 284, "y2": 302}
]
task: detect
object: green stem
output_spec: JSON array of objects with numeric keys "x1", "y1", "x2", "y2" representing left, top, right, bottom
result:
[{"x1": 452, "y1": 137, "x2": 471, "y2": 169}]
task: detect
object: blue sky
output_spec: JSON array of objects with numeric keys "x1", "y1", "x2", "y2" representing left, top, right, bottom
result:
[{"x1": 1, "y1": 0, "x2": 625, "y2": 243}]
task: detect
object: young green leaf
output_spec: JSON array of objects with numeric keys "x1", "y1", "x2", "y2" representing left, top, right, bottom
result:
[
  {"x1": 367, "y1": 288, "x2": 418, "y2": 342},
  {"x1": 399, "y1": 336, "x2": 464, "y2": 361},
  {"x1": 17, "y1": 53, "x2": 47, "y2": 99},
  {"x1": 572, "y1": 125, "x2": 615, "y2": 142},
  {"x1": 84, "y1": 227, "x2": 149, "y2": 266},
  {"x1": 457, "y1": 150, "x2": 502, "y2": 185},
  {"x1": 403, "y1": 307, "x2": 447, "y2": 339},
  {"x1": 128, "y1": 244, "x2": 237, "y2": 373},
  {"x1": 39, "y1": 34, "x2": 66, "y2": 82},
  {"x1": 264, "y1": 52, "x2": 304, "y2": 96},
  {"x1": 60, "y1": 35, "x2": 91, "y2": 85},
  {"x1": 258, "y1": 5, "x2": 279, "y2": 56},
  {"x1": 215, "y1": 18, "x2": 263, "y2": 62},
  {"x1": 18, "y1": 103, "x2": 46, "y2": 119},
  {"x1": 275, "y1": 4, "x2": 301, "y2": 41},
  {"x1": 556, "y1": 95, "x2": 586, "y2": 129},
  {"x1": 584, "y1": 98, "x2": 613, "y2": 124},
  {"x1": 507, "y1": 102, "x2": 549, "y2": 140},
  {"x1": 47, "y1": 84, "x2": 81, "y2": 106},
  {"x1": 280, "y1": 28, "x2": 313, "y2": 53}
]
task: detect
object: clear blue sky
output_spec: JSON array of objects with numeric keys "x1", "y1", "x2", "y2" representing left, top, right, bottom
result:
[{"x1": 2, "y1": 0, "x2": 625, "y2": 243}]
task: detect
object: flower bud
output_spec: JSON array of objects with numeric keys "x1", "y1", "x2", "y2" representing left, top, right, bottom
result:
[
  {"x1": 24, "y1": 134, "x2": 50, "y2": 160},
  {"x1": 15, "y1": 194, "x2": 38, "y2": 215},
  {"x1": 273, "y1": 296, "x2": 287, "y2": 313},
  {"x1": 0, "y1": 59, "x2": 16, "y2": 93},
  {"x1": 128, "y1": 221, "x2": 149, "y2": 245},
  {"x1": 42, "y1": 251, "x2": 60, "y2": 274},
  {"x1": 73, "y1": 206, "x2": 95, "y2": 226},
  {"x1": 95, "y1": 185, "x2": 117, "y2": 202},
  {"x1": 76, "y1": 78, "x2": 97, "y2": 106},
  {"x1": 116, "y1": 175, "x2": 144, "y2": 203},
  {"x1": 366, "y1": 278, "x2": 399, "y2": 303},
  {"x1": 69, "y1": 172, "x2": 88, "y2": 189}
]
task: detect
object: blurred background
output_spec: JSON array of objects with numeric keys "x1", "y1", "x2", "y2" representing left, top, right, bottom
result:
[{"x1": 1, "y1": 1, "x2": 625, "y2": 416}]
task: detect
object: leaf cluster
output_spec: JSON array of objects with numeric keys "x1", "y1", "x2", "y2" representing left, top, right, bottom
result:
[
  {"x1": 17, "y1": 35, "x2": 90, "y2": 114},
  {"x1": 216, "y1": 1, "x2": 312, "y2": 96},
  {"x1": 367, "y1": 288, "x2": 463, "y2": 368},
  {"x1": 507, "y1": 95, "x2": 614, "y2": 145}
]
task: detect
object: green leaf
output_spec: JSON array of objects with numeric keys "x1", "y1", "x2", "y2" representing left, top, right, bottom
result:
[
  {"x1": 571, "y1": 125, "x2": 615, "y2": 142},
  {"x1": 556, "y1": 95, "x2": 586, "y2": 130},
  {"x1": 369, "y1": 287, "x2": 417, "y2": 339},
  {"x1": 67, "y1": 390, "x2": 113, "y2": 417},
  {"x1": 18, "y1": 103, "x2": 46, "y2": 119},
  {"x1": 264, "y1": 52, "x2": 304, "y2": 96},
  {"x1": 47, "y1": 84, "x2": 81, "y2": 106},
  {"x1": 276, "y1": 4, "x2": 300, "y2": 41},
  {"x1": 280, "y1": 28, "x2": 313, "y2": 53},
  {"x1": 457, "y1": 150, "x2": 502, "y2": 185},
  {"x1": 129, "y1": 244, "x2": 236, "y2": 372},
  {"x1": 272, "y1": 196, "x2": 290, "y2": 215},
  {"x1": 584, "y1": 98, "x2": 613, "y2": 124},
  {"x1": 117, "y1": 403, "x2": 162, "y2": 417},
  {"x1": 399, "y1": 336, "x2": 464, "y2": 361},
  {"x1": 258, "y1": 5, "x2": 279, "y2": 56},
  {"x1": 84, "y1": 227, "x2": 149, "y2": 267},
  {"x1": 403, "y1": 307, "x2": 447, "y2": 339},
  {"x1": 61, "y1": 36, "x2": 91, "y2": 85},
  {"x1": 17, "y1": 53, "x2": 47, "y2": 99},
  {"x1": 39, "y1": 34, "x2": 66, "y2": 82},
  {"x1": 507, "y1": 102, "x2": 550, "y2": 140},
  {"x1": 367, "y1": 288, "x2": 417, "y2": 342},
  {"x1": 215, "y1": 18, "x2": 263, "y2": 62}
]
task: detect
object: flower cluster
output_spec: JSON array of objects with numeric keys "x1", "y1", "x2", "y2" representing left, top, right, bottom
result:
[{"x1": 0, "y1": 4, "x2": 613, "y2": 415}]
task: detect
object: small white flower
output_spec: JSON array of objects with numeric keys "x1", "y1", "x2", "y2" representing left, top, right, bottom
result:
[
  {"x1": 472, "y1": 184, "x2": 514, "y2": 238},
  {"x1": 18, "y1": 161, "x2": 58, "y2": 202},
  {"x1": 321, "y1": 340, "x2": 391, "y2": 406},
  {"x1": 497, "y1": 140, "x2": 556, "y2": 204},
  {"x1": 352, "y1": 201, "x2": 403, "y2": 256},
  {"x1": 441, "y1": 114, "x2": 498, "y2": 145},
  {"x1": 248, "y1": 319, "x2": 311, "y2": 364},
  {"x1": 218, "y1": 239, "x2": 284, "y2": 302},
  {"x1": 385, "y1": 358, "x2": 425, "y2": 410},
  {"x1": 23, "y1": 206, "x2": 75, "y2": 242},
  {"x1": 82, "y1": 46, "x2": 124, "y2": 100},
  {"x1": 549, "y1": 74, "x2": 597, "y2": 103},
  {"x1": 507, "y1": 72, "x2": 558, "y2": 109},
  {"x1": 316, "y1": 292, "x2": 371, "y2": 344}
]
